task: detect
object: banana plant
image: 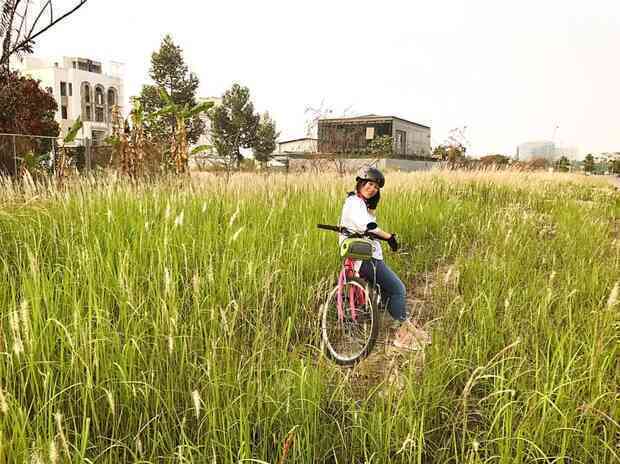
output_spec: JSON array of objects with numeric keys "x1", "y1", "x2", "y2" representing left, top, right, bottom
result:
[
  {"x1": 56, "y1": 117, "x2": 83, "y2": 182},
  {"x1": 154, "y1": 88, "x2": 213, "y2": 174}
]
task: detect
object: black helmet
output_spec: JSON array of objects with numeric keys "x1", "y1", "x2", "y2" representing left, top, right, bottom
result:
[{"x1": 355, "y1": 166, "x2": 385, "y2": 188}]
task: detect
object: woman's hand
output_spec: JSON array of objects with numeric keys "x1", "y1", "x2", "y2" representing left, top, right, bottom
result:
[{"x1": 387, "y1": 234, "x2": 399, "y2": 252}]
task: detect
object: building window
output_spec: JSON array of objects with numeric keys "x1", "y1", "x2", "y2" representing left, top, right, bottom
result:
[
  {"x1": 61, "y1": 105, "x2": 68, "y2": 119},
  {"x1": 92, "y1": 130, "x2": 106, "y2": 146},
  {"x1": 68, "y1": 83, "x2": 73, "y2": 96},
  {"x1": 60, "y1": 82, "x2": 67, "y2": 97},
  {"x1": 85, "y1": 105, "x2": 91, "y2": 121},
  {"x1": 395, "y1": 130, "x2": 406, "y2": 155},
  {"x1": 95, "y1": 107, "x2": 104, "y2": 122},
  {"x1": 95, "y1": 87, "x2": 104, "y2": 105},
  {"x1": 83, "y1": 83, "x2": 91, "y2": 103},
  {"x1": 107, "y1": 88, "x2": 116, "y2": 107}
]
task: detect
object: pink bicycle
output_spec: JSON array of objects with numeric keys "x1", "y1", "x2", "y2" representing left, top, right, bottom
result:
[{"x1": 317, "y1": 224, "x2": 387, "y2": 365}]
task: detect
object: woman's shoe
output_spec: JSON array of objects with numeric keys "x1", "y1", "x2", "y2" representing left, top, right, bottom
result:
[{"x1": 393, "y1": 321, "x2": 424, "y2": 350}]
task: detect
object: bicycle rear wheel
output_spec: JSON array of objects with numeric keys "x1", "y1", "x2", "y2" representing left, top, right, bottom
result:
[{"x1": 321, "y1": 277, "x2": 379, "y2": 365}]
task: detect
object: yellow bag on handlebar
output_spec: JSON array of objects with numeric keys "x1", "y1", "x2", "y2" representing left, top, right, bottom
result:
[{"x1": 340, "y1": 238, "x2": 373, "y2": 260}]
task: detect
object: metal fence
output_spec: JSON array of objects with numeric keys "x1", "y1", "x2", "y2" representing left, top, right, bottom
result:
[{"x1": 0, "y1": 133, "x2": 113, "y2": 176}]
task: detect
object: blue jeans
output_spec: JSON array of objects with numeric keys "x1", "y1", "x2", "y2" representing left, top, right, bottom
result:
[{"x1": 359, "y1": 259, "x2": 407, "y2": 322}]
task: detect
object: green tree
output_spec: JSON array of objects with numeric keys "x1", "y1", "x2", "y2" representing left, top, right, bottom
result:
[
  {"x1": 610, "y1": 157, "x2": 620, "y2": 175},
  {"x1": 209, "y1": 83, "x2": 260, "y2": 168},
  {"x1": 367, "y1": 135, "x2": 393, "y2": 158},
  {"x1": 0, "y1": 71, "x2": 59, "y2": 175},
  {"x1": 480, "y1": 154, "x2": 510, "y2": 167},
  {"x1": 137, "y1": 34, "x2": 205, "y2": 145},
  {"x1": 555, "y1": 156, "x2": 570, "y2": 172},
  {"x1": 583, "y1": 154, "x2": 595, "y2": 173},
  {"x1": 252, "y1": 112, "x2": 279, "y2": 165},
  {"x1": 433, "y1": 143, "x2": 467, "y2": 168}
]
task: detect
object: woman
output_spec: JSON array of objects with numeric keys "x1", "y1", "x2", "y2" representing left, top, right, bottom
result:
[{"x1": 339, "y1": 167, "x2": 417, "y2": 349}]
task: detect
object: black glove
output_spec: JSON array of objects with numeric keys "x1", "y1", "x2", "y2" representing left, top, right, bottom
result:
[
  {"x1": 387, "y1": 233, "x2": 399, "y2": 252},
  {"x1": 365, "y1": 190, "x2": 381, "y2": 210}
]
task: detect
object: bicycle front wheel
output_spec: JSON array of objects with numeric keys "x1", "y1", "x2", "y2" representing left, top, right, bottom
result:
[{"x1": 321, "y1": 277, "x2": 379, "y2": 365}]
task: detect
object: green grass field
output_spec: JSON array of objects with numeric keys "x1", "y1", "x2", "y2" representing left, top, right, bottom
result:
[{"x1": 0, "y1": 171, "x2": 618, "y2": 463}]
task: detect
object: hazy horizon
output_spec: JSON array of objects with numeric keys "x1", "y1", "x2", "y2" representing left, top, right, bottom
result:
[{"x1": 29, "y1": 0, "x2": 620, "y2": 157}]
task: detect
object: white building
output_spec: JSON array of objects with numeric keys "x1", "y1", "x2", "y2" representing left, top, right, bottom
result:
[
  {"x1": 194, "y1": 96, "x2": 222, "y2": 154},
  {"x1": 12, "y1": 55, "x2": 124, "y2": 144},
  {"x1": 275, "y1": 137, "x2": 318, "y2": 154},
  {"x1": 516, "y1": 141, "x2": 556, "y2": 161}
]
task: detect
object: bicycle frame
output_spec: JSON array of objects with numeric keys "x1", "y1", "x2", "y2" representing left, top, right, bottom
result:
[
  {"x1": 335, "y1": 257, "x2": 379, "y2": 323},
  {"x1": 316, "y1": 223, "x2": 383, "y2": 324}
]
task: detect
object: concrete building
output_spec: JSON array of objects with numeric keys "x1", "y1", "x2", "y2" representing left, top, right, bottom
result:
[
  {"x1": 12, "y1": 55, "x2": 124, "y2": 144},
  {"x1": 317, "y1": 114, "x2": 431, "y2": 157},
  {"x1": 193, "y1": 96, "x2": 222, "y2": 154},
  {"x1": 516, "y1": 141, "x2": 557, "y2": 161},
  {"x1": 275, "y1": 137, "x2": 318, "y2": 154},
  {"x1": 189, "y1": 96, "x2": 224, "y2": 170}
]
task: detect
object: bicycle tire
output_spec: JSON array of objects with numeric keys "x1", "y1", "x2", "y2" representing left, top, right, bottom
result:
[{"x1": 321, "y1": 277, "x2": 379, "y2": 365}]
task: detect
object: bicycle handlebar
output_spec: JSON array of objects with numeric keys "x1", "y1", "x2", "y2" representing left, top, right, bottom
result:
[{"x1": 317, "y1": 224, "x2": 388, "y2": 241}]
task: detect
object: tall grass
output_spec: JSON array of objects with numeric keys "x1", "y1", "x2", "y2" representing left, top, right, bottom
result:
[{"x1": 0, "y1": 171, "x2": 617, "y2": 462}]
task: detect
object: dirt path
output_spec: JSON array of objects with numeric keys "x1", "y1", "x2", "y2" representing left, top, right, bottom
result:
[{"x1": 346, "y1": 266, "x2": 451, "y2": 396}]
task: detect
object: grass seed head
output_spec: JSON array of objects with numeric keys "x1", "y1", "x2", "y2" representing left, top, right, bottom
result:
[
  {"x1": 164, "y1": 267, "x2": 171, "y2": 294},
  {"x1": 30, "y1": 448, "x2": 43, "y2": 464},
  {"x1": 0, "y1": 387, "x2": 8, "y2": 414},
  {"x1": 104, "y1": 388, "x2": 115, "y2": 416},
  {"x1": 54, "y1": 413, "x2": 70, "y2": 459},
  {"x1": 231, "y1": 226, "x2": 244, "y2": 242},
  {"x1": 228, "y1": 206, "x2": 240, "y2": 227},
  {"x1": 174, "y1": 211, "x2": 184, "y2": 227},
  {"x1": 9, "y1": 311, "x2": 24, "y2": 355},
  {"x1": 191, "y1": 390, "x2": 201, "y2": 419},
  {"x1": 606, "y1": 281, "x2": 618, "y2": 310},
  {"x1": 192, "y1": 273, "x2": 200, "y2": 294},
  {"x1": 19, "y1": 300, "x2": 31, "y2": 345},
  {"x1": 49, "y1": 439, "x2": 58, "y2": 464}
]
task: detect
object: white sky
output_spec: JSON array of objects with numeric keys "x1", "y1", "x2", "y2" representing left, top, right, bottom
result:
[{"x1": 35, "y1": 0, "x2": 620, "y2": 156}]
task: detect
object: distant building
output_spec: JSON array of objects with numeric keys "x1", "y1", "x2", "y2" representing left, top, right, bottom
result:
[
  {"x1": 317, "y1": 114, "x2": 431, "y2": 157},
  {"x1": 516, "y1": 141, "x2": 556, "y2": 161},
  {"x1": 594, "y1": 152, "x2": 620, "y2": 163},
  {"x1": 12, "y1": 55, "x2": 124, "y2": 144},
  {"x1": 194, "y1": 96, "x2": 222, "y2": 155},
  {"x1": 275, "y1": 137, "x2": 318, "y2": 154}
]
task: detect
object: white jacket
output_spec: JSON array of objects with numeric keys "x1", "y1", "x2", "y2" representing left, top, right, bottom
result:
[{"x1": 338, "y1": 194, "x2": 384, "y2": 261}]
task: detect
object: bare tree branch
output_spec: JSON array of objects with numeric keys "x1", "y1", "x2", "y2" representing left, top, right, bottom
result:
[
  {"x1": 0, "y1": 0, "x2": 88, "y2": 68},
  {"x1": 25, "y1": 1, "x2": 51, "y2": 40},
  {"x1": 14, "y1": 0, "x2": 30, "y2": 48}
]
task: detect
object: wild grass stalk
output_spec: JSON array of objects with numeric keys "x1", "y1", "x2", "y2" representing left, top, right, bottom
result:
[{"x1": 0, "y1": 171, "x2": 617, "y2": 462}]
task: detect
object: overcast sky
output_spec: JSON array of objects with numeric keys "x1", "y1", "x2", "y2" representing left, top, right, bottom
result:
[{"x1": 34, "y1": 0, "x2": 620, "y2": 157}]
